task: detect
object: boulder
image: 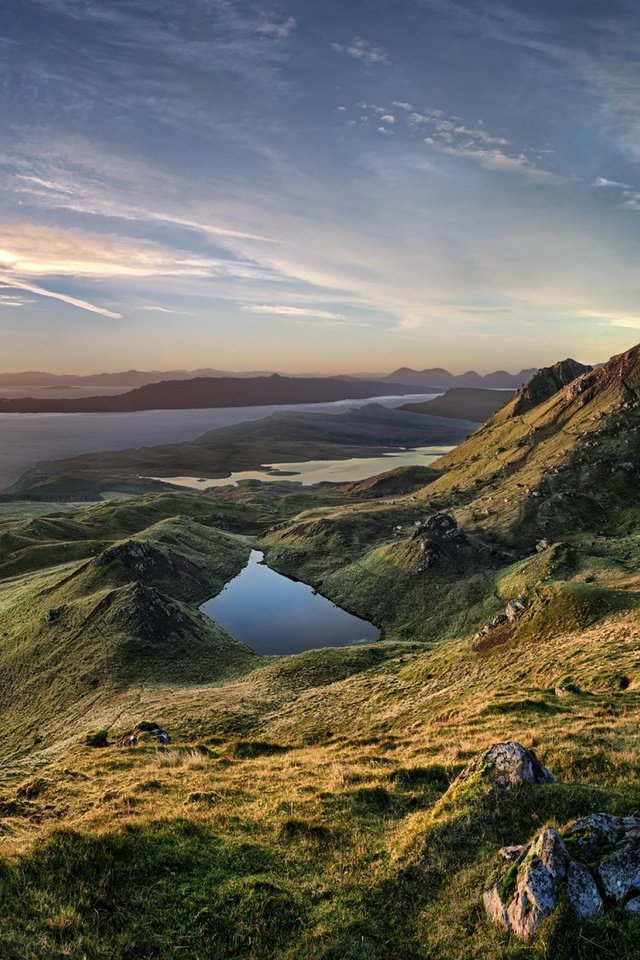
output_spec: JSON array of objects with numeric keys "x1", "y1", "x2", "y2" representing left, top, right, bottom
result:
[
  {"x1": 454, "y1": 742, "x2": 556, "y2": 790},
  {"x1": 485, "y1": 812, "x2": 640, "y2": 941}
]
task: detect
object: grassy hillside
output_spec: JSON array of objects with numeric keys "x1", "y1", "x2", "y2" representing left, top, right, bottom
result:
[{"x1": 0, "y1": 346, "x2": 638, "y2": 957}]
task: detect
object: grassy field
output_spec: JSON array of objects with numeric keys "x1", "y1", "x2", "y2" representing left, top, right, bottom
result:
[{"x1": 0, "y1": 348, "x2": 638, "y2": 957}]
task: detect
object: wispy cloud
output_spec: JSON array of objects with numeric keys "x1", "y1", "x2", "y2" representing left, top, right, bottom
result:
[
  {"x1": 0, "y1": 223, "x2": 277, "y2": 282},
  {"x1": 0, "y1": 293, "x2": 34, "y2": 307},
  {"x1": 243, "y1": 304, "x2": 372, "y2": 327},
  {"x1": 244, "y1": 305, "x2": 347, "y2": 320},
  {"x1": 594, "y1": 176, "x2": 630, "y2": 189},
  {"x1": 258, "y1": 16, "x2": 297, "y2": 39},
  {"x1": 427, "y1": 141, "x2": 558, "y2": 180},
  {"x1": 331, "y1": 37, "x2": 391, "y2": 66},
  {"x1": 0, "y1": 275, "x2": 122, "y2": 319}
]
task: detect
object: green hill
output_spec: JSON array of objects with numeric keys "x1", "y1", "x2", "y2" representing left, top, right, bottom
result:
[{"x1": 0, "y1": 346, "x2": 638, "y2": 957}]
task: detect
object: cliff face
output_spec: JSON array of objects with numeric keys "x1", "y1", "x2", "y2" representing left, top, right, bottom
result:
[{"x1": 510, "y1": 359, "x2": 592, "y2": 415}]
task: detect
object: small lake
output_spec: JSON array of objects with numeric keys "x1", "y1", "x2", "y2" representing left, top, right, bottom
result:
[{"x1": 200, "y1": 550, "x2": 380, "y2": 655}]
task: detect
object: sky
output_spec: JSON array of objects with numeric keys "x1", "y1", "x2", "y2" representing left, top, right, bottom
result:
[{"x1": 2, "y1": 0, "x2": 640, "y2": 375}]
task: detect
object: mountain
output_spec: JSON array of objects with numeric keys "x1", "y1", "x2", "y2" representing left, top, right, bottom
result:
[
  {"x1": 387, "y1": 365, "x2": 539, "y2": 388},
  {"x1": 0, "y1": 374, "x2": 418, "y2": 414},
  {"x1": 0, "y1": 346, "x2": 638, "y2": 957},
  {"x1": 0, "y1": 368, "x2": 276, "y2": 387},
  {"x1": 400, "y1": 386, "x2": 516, "y2": 421}
]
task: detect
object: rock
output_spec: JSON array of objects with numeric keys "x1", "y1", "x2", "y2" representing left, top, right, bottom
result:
[
  {"x1": 499, "y1": 845, "x2": 527, "y2": 863},
  {"x1": 135, "y1": 720, "x2": 171, "y2": 744},
  {"x1": 505, "y1": 829, "x2": 567, "y2": 941},
  {"x1": 535, "y1": 538, "x2": 551, "y2": 552},
  {"x1": 486, "y1": 812, "x2": 640, "y2": 941},
  {"x1": 554, "y1": 683, "x2": 582, "y2": 696},
  {"x1": 117, "y1": 732, "x2": 138, "y2": 747},
  {"x1": 43, "y1": 606, "x2": 64, "y2": 623},
  {"x1": 566, "y1": 859, "x2": 603, "y2": 919},
  {"x1": 94, "y1": 541, "x2": 157, "y2": 573},
  {"x1": 454, "y1": 742, "x2": 556, "y2": 790},
  {"x1": 505, "y1": 596, "x2": 527, "y2": 622},
  {"x1": 483, "y1": 885, "x2": 508, "y2": 930},
  {"x1": 598, "y1": 832, "x2": 640, "y2": 903}
]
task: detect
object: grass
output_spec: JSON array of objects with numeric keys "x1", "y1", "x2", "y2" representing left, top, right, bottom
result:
[{"x1": 0, "y1": 349, "x2": 638, "y2": 955}]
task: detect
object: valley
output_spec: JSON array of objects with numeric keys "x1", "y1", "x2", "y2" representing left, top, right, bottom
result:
[{"x1": 0, "y1": 347, "x2": 637, "y2": 957}]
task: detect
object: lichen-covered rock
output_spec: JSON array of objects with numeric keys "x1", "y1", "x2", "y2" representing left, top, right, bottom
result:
[
  {"x1": 504, "y1": 828, "x2": 567, "y2": 941},
  {"x1": 455, "y1": 742, "x2": 556, "y2": 790},
  {"x1": 485, "y1": 812, "x2": 640, "y2": 941},
  {"x1": 598, "y1": 832, "x2": 640, "y2": 903},
  {"x1": 566, "y1": 860, "x2": 603, "y2": 919}
]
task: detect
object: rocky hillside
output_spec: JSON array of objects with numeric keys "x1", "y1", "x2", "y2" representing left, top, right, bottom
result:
[{"x1": 0, "y1": 346, "x2": 637, "y2": 958}]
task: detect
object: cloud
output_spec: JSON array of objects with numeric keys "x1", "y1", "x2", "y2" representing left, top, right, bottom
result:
[
  {"x1": 141, "y1": 305, "x2": 173, "y2": 314},
  {"x1": 0, "y1": 293, "x2": 33, "y2": 307},
  {"x1": 610, "y1": 317, "x2": 640, "y2": 330},
  {"x1": 331, "y1": 37, "x2": 391, "y2": 66},
  {"x1": 0, "y1": 222, "x2": 275, "y2": 282},
  {"x1": 594, "y1": 177, "x2": 630, "y2": 189},
  {"x1": 0, "y1": 275, "x2": 122, "y2": 319},
  {"x1": 392, "y1": 101, "x2": 414, "y2": 111},
  {"x1": 257, "y1": 17, "x2": 297, "y2": 39},
  {"x1": 430, "y1": 142, "x2": 558, "y2": 180},
  {"x1": 241, "y1": 304, "x2": 371, "y2": 328},
  {"x1": 380, "y1": 114, "x2": 395, "y2": 124},
  {"x1": 243, "y1": 305, "x2": 348, "y2": 321},
  {"x1": 574, "y1": 309, "x2": 640, "y2": 330}
]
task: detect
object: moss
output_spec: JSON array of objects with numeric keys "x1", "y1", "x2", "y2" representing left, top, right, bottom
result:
[
  {"x1": 498, "y1": 862, "x2": 520, "y2": 904},
  {"x1": 85, "y1": 728, "x2": 109, "y2": 748}
]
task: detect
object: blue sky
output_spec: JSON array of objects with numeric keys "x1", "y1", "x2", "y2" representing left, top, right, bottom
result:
[{"x1": 2, "y1": 0, "x2": 640, "y2": 373}]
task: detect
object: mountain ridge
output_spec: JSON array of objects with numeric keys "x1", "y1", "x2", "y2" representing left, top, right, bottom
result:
[{"x1": 0, "y1": 375, "x2": 418, "y2": 414}]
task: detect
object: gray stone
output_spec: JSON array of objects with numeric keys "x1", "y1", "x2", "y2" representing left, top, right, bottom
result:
[
  {"x1": 505, "y1": 829, "x2": 567, "y2": 942},
  {"x1": 598, "y1": 835, "x2": 640, "y2": 903},
  {"x1": 486, "y1": 812, "x2": 640, "y2": 941},
  {"x1": 483, "y1": 885, "x2": 508, "y2": 930},
  {"x1": 455, "y1": 741, "x2": 556, "y2": 789},
  {"x1": 566, "y1": 860, "x2": 603, "y2": 919}
]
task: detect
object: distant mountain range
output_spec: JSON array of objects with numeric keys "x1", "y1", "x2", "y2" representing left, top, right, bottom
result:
[
  {"x1": 386, "y1": 367, "x2": 538, "y2": 388},
  {"x1": 0, "y1": 374, "x2": 417, "y2": 414},
  {"x1": 0, "y1": 368, "x2": 275, "y2": 388},
  {"x1": 1, "y1": 365, "x2": 543, "y2": 390}
]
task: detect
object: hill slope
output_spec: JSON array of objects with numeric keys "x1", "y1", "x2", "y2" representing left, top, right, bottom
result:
[
  {"x1": 0, "y1": 347, "x2": 638, "y2": 957},
  {"x1": 401, "y1": 387, "x2": 515, "y2": 421}
]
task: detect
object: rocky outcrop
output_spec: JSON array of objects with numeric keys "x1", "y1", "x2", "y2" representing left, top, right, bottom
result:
[
  {"x1": 511, "y1": 359, "x2": 592, "y2": 417},
  {"x1": 485, "y1": 813, "x2": 640, "y2": 941},
  {"x1": 94, "y1": 540, "x2": 159, "y2": 574},
  {"x1": 474, "y1": 596, "x2": 527, "y2": 640},
  {"x1": 453, "y1": 742, "x2": 556, "y2": 790},
  {"x1": 414, "y1": 513, "x2": 467, "y2": 572}
]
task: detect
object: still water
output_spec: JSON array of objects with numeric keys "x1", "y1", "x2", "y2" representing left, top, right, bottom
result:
[
  {"x1": 149, "y1": 445, "x2": 452, "y2": 489},
  {"x1": 0, "y1": 393, "x2": 438, "y2": 491},
  {"x1": 200, "y1": 550, "x2": 380, "y2": 654}
]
